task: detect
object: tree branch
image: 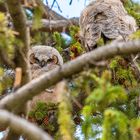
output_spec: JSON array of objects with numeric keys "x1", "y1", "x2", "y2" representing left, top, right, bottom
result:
[
  {"x1": 27, "y1": 18, "x2": 79, "y2": 32},
  {"x1": 5, "y1": 0, "x2": 31, "y2": 139},
  {"x1": 0, "y1": 40, "x2": 140, "y2": 114},
  {"x1": 6, "y1": 0, "x2": 31, "y2": 85},
  {"x1": 0, "y1": 109, "x2": 53, "y2": 140}
]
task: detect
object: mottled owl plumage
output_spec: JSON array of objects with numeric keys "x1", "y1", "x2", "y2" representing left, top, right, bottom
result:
[
  {"x1": 79, "y1": 0, "x2": 137, "y2": 51},
  {"x1": 28, "y1": 45, "x2": 63, "y2": 109},
  {"x1": 29, "y1": 45, "x2": 63, "y2": 79}
]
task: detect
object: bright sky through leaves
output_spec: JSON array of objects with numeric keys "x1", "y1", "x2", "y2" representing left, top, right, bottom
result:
[{"x1": 48, "y1": 0, "x2": 140, "y2": 18}]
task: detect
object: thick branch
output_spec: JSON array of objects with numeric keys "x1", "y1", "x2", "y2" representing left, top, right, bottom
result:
[
  {"x1": 6, "y1": 1, "x2": 31, "y2": 139},
  {"x1": 6, "y1": 0, "x2": 30, "y2": 85},
  {"x1": 0, "y1": 109, "x2": 53, "y2": 140},
  {"x1": 27, "y1": 18, "x2": 79, "y2": 32},
  {"x1": 0, "y1": 40, "x2": 140, "y2": 113}
]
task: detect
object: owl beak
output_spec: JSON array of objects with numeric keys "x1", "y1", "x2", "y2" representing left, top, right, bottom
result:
[{"x1": 40, "y1": 60, "x2": 46, "y2": 67}]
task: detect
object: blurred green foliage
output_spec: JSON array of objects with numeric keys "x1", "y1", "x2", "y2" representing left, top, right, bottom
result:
[
  {"x1": 1, "y1": 1, "x2": 140, "y2": 139},
  {"x1": 124, "y1": 0, "x2": 140, "y2": 27},
  {"x1": 53, "y1": 32, "x2": 66, "y2": 53},
  {"x1": 57, "y1": 84, "x2": 75, "y2": 140},
  {"x1": 0, "y1": 12, "x2": 15, "y2": 95},
  {"x1": 28, "y1": 102, "x2": 58, "y2": 134},
  {"x1": 109, "y1": 56, "x2": 137, "y2": 87}
]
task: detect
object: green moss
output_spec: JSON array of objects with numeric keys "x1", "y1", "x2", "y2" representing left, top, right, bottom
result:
[
  {"x1": 69, "y1": 25, "x2": 80, "y2": 44},
  {"x1": 53, "y1": 32, "x2": 66, "y2": 53},
  {"x1": 28, "y1": 102, "x2": 48, "y2": 119},
  {"x1": 127, "y1": 9, "x2": 140, "y2": 27},
  {"x1": 32, "y1": 6, "x2": 43, "y2": 29},
  {"x1": 28, "y1": 101, "x2": 58, "y2": 121},
  {"x1": 131, "y1": 119, "x2": 140, "y2": 139},
  {"x1": 35, "y1": 111, "x2": 44, "y2": 120},
  {"x1": 96, "y1": 37, "x2": 104, "y2": 47},
  {"x1": 0, "y1": 67, "x2": 14, "y2": 95},
  {"x1": 28, "y1": 101, "x2": 58, "y2": 134},
  {"x1": 0, "y1": 12, "x2": 15, "y2": 60},
  {"x1": 31, "y1": 32, "x2": 49, "y2": 45},
  {"x1": 41, "y1": 123, "x2": 55, "y2": 132},
  {"x1": 124, "y1": 0, "x2": 140, "y2": 27},
  {"x1": 109, "y1": 56, "x2": 137, "y2": 87},
  {"x1": 129, "y1": 30, "x2": 140, "y2": 40},
  {"x1": 102, "y1": 109, "x2": 129, "y2": 140},
  {"x1": 28, "y1": 110, "x2": 34, "y2": 118},
  {"x1": 116, "y1": 68, "x2": 129, "y2": 79},
  {"x1": 58, "y1": 84, "x2": 75, "y2": 140},
  {"x1": 110, "y1": 59, "x2": 118, "y2": 69},
  {"x1": 70, "y1": 42, "x2": 83, "y2": 59}
]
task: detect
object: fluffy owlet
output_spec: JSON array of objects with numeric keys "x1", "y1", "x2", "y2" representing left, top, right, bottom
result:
[
  {"x1": 27, "y1": 45, "x2": 63, "y2": 134},
  {"x1": 28, "y1": 45, "x2": 63, "y2": 112},
  {"x1": 79, "y1": 0, "x2": 137, "y2": 51}
]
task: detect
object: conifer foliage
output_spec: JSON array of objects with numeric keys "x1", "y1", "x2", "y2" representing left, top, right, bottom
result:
[{"x1": 0, "y1": 0, "x2": 140, "y2": 140}]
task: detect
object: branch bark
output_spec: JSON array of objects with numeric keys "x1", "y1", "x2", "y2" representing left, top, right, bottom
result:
[
  {"x1": 0, "y1": 40, "x2": 140, "y2": 114},
  {"x1": 5, "y1": 0, "x2": 31, "y2": 139},
  {"x1": 6, "y1": 0, "x2": 31, "y2": 85},
  {"x1": 0, "y1": 109, "x2": 53, "y2": 140},
  {"x1": 27, "y1": 18, "x2": 79, "y2": 32}
]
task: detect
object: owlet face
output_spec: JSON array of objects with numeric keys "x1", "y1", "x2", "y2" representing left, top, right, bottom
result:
[{"x1": 29, "y1": 45, "x2": 63, "y2": 79}]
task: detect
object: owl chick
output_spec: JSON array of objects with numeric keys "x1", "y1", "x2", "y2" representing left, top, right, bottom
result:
[
  {"x1": 28, "y1": 45, "x2": 63, "y2": 109},
  {"x1": 29, "y1": 45, "x2": 63, "y2": 78},
  {"x1": 79, "y1": 0, "x2": 137, "y2": 51}
]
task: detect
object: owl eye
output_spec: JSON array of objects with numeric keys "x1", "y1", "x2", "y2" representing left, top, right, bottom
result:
[
  {"x1": 29, "y1": 53, "x2": 39, "y2": 64},
  {"x1": 52, "y1": 55, "x2": 58, "y2": 64},
  {"x1": 47, "y1": 55, "x2": 58, "y2": 64}
]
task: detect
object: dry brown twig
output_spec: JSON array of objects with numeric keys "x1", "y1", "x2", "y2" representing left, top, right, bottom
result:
[{"x1": 13, "y1": 68, "x2": 22, "y2": 91}]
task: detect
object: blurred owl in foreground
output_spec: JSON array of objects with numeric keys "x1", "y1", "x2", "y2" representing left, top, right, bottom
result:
[
  {"x1": 79, "y1": 0, "x2": 137, "y2": 51},
  {"x1": 28, "y1": 45, "x2": 63, "y2": 110}
]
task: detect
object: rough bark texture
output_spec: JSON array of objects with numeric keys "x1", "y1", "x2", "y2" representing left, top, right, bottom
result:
[
  {"x1": 0, "y1": 109, "x2": 53, "y2": 140},
  {"x1": 27, "y1": 18, "x2": 79, "y2": 32},
  {"x1": 5, "y1": 0, "x2": 30, "y2": 139},
  {"x1": 6, "y1": 0, "x2": 31, "y2": 85},
  {"x1": 0, "y1": 40, "x2": 140, "y2": 115}
]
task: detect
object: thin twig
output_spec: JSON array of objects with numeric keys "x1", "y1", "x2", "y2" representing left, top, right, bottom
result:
[
  {"x1": 13, "y1": 67, "x2": 22, "y2": 91},
  {"x1": 69, "y1": 0, "x2": 73, "y2": 5},
  {"x1": 51, "y1": 0, "x2": 56, "y2": 9},
  {"x1": 55, "y1": 0, "x2": 62, "y2": 13}
]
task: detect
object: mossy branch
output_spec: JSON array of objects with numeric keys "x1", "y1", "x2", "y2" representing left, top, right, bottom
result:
[
  {"x1": 6, "y1": 0, "x2": 31, "y2": 85},
  {"x1": 0, "y1": 40, "x2": 140, "y2": 115}
]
